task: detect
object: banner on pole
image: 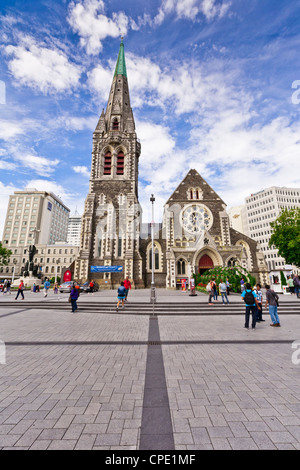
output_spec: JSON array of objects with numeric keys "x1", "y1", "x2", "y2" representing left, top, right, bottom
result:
[{"x1": 91, "y1": 266, "x2": 123, "y2": 273}]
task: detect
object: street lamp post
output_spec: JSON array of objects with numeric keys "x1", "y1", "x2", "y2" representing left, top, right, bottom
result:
[{"x1": 150, "y1": 194, "x2": 156, "y2": 306}]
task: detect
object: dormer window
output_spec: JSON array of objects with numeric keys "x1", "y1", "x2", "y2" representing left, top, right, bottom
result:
[{"x1": 112, "y1": 119, "x2": 119, "y2": 130}]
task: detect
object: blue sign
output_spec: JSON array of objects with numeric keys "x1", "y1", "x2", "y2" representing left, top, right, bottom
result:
[{"x1": 91, "y1": 265, "x2": 123, "y2": 273}]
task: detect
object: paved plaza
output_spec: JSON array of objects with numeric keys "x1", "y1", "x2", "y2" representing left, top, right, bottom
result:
[{"x1": 0, "y1": 289, "x2": 300, "y2": 450}]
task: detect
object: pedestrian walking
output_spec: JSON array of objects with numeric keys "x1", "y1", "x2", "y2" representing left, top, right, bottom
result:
[
  {"x1": 240, "y1": 278, "x2": 245, "y2": 292},
  {"x1": 207, "y1": 280, "x2": 214, "y2": 305},
  {"x1": 265, "y1": 284, "x2": 280, "y2": 327},
  {"x1": 253, "y1": 283, "x2": 264, "y2": 322},
  {"x1": 212, "y1": 278, "x2": 218, "y2": 301},
  {"x1": 219, "y1": 279, "x2": 229, "y2": 304},
  {"x1": 15, "y1": 280, "x2": 25, "y2": 300},
  {"x1": 241, "y1": 283, "x2": 261, "y2": 329},
  {"x1": 53, "y1": 282, "x2": 58, "y2": 294},
  {"x1": 293, "y1": 275, "x2": 300, "y2": 299},
  {"x1": 226, "y1": 278, "x2": 231, "y2": 295},
  {"x1": 43, "y1": 278, "x2": 50, "y2": 297},
  {"x1": 2, "y1": 279, "x2": 7, "y2": 295},
  {"x1": 287, "y1": 276, "x2": 294, "y2": 294},
  {"x1": 89, "y1": 279, "x2": 94, "y2": 294},
  {"x1": 116, "y1": 281, "x2": 126, "y2": 312},
  {"x1": 70, "y1": 283, "x2": 79, "y2": 313},
  {"x1": 124, "y1": 276, "x2": 131, "y2": 301},
  {"x1": 6, "y1": 279, "x2": 11, "y2": 295}
]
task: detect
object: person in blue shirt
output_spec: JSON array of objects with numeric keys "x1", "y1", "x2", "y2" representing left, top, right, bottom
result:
[
  {"x1": 241, "y1": 283, "x2": 261, "y2": 329},
  {"x1": 43, "y1": 278, "x2": 51, "y2": 297},
  {"x1": 116, "y1": 281, "x2": 126, "y2": 312}
]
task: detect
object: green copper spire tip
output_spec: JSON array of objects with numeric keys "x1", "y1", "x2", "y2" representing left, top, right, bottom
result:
[{"x1": 114, "y1": 38, "x2": 127, "y2": 78}]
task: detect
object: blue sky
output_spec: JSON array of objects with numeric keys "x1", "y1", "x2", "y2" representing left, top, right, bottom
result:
[{"x1": 0, "y1": 0, "x2": 300, "y2": 235}]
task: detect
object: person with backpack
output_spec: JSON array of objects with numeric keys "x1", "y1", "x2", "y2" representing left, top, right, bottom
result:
[
  {"x1": 265, "y1": 284, "x2": 280, "y2": 327},
  {"x1": 241, "y1": 283, "x2": 261, "y2": 329}
]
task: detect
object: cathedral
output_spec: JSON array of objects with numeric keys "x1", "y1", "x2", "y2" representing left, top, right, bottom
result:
[{"x1": 74, "y1": 40, "x2": 268, "y2": 289}]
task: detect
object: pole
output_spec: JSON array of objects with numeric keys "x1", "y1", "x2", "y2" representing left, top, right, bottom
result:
[
  {"x1": 150, "y1": 194, "x2": 156, "y2": 309},
  {"x1": 12, "y1": 266, "x2": 15, "y2": 285}
]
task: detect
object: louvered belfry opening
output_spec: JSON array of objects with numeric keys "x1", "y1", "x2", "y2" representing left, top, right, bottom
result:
[
  {"x1": 116, "y1": 151, "x2": 125, "y2": 175},
  {"x1": 104, "y1": 151, "x2": 112, "y2": 175}
]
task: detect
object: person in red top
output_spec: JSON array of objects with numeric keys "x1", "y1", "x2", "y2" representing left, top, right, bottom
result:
[
  {"x1": 123, "y1": 276, "x2": 131, "y2": 301},
  {"x1": 89, "y1": 280, "x2": 94, "y2": 294},
  {"x1": 15, "y1": 280, "x2": 25, "y2": 300}
]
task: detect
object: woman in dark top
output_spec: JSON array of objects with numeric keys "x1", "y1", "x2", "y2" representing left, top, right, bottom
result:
[{"x1": 70, "y1": 283, "x2": 79, "y2": 313}]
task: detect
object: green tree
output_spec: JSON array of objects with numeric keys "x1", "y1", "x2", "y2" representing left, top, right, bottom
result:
[
  {"x1": 0, "y1": 242, "x2": 12, "y2": 266},
  {"x1": 269, "y1": 208, "x2": 300, "y2": 268}
]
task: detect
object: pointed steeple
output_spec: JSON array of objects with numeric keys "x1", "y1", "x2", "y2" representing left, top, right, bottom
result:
[
  {"x1": 96, "y1": 38, "x2": 134, "y2": 134},
  {"x1": 114, "y1": 37, "x2": 127, "y2": 78}
]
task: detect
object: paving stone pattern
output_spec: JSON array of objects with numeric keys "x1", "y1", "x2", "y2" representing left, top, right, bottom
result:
[{"x1": 0, "y1": 299, "x2": 300, "y2": 450}]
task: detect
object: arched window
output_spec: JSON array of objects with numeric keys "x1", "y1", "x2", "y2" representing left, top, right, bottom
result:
[
  {"x1": 104, "y1": 151, "x2": 112, "y2": 175},
  {"x1": 149, "y1": 247, "x2": 159, "y2": 270},
  {"x1": 112, "y1": 119, "x2": 119, "y2": 130},
  {"x1": 177, "y1": 259, "x2": 186, "y2": 275},
  {"x1": 116, "y1": 151, "x2": 125, "y2": 175}
]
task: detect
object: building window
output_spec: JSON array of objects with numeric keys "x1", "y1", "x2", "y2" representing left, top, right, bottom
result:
[
  {"x1": 116, "y1": 151, "x2": 125, "y2": 175},
  {"x1": 149, "y1": 248, "x2": 159, "y2": 270},
  {"x1": 177, "y1": 259, "x2": 186, "y2": 275},
  {"x1": 118, "y1": 235, "x2": 123, "y2": 257},
  {"x1": 104, "y1": 151, "x2": 112, "y2": 175},
  {"x1": 112, "y1": 119, "x2": 119, "y2": 130}
]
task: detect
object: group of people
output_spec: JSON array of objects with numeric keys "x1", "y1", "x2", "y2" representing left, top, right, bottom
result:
[
  {"x1": 241, "y1": 283, "x2": 280, "y2": 329},
  {"x1": 69, "y1": 276, "x2": 132, "y2": 313},
  {"x1": 287, "y1": 275, "x2": 300, "y2": 298},
  {"x1": 207, "y1": 278, "x2": 281, "y2": 330},
  {"x1": 207, "y1": 278, "x2": 231, "y2": 305},
  {"x1": 1, "y1": 279, "x2": 11, "y2": 295}
]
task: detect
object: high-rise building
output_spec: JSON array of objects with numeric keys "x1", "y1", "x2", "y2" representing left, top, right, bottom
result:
[
  {"x1": 2, "y1": 189, "x2": 70, "y2": 247},
  {"x1": 245, "y1": 186, "x2": 300, "y2": 271},
  {"x1": 67, "y1": 211, "x2": 82, "y2": 246}
]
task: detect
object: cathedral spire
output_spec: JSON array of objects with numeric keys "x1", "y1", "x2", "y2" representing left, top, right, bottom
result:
[
  {"x1": 101, "y1": 38, "x2": 134, "y2": 133},
  {"x1": 114, "y1": 37, "x2": 127, "y2": 78}
]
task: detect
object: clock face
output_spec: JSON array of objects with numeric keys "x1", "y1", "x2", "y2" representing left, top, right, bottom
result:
[{"x1": 181, "y1": 204, "x2": 213, "y2": 234}]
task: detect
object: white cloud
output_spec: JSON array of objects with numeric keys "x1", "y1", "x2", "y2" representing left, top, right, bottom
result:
[
  {"x1": 68, "y1": 0, "x2": 130, "y2": 55},
  {"x1": 14, "y1": 154, "x2": 60, "y2": 177},
  {"x1": 0, "y1": 119, "x2": 25, "y2": 141},
  {"x1": 154, "y1": 0, "x2": 231, "y2": 24},
  {"x1": 87, "y1": 64, "x2": 112, "y2": 98},
  {"x1": 72, "y1": 165, "x2": 90, "y2": 177},
  {"x1": 0, "y1": 160, "x2": 17, "y2": 171},
  {"x1": 5, "y1": 36, "x2": 82, "y2": 94}
]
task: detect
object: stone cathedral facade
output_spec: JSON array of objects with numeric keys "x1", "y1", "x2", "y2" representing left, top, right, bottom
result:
[{"x1": 75, "y1": 40, "x2": 268, "y2": 289}]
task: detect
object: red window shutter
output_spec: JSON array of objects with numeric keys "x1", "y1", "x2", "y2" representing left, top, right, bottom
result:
[
  {"x1": 116, "y1": 151, "x2": 124, "y2": 175},
  {"x1": 104, "y1": 152, "x2": 112, "y2": 175}
]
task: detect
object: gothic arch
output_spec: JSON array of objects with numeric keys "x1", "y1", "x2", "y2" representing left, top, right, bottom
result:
[
  {"x1": 235, "y1": 240, "x2": 253, "y2": 271},
  {"x1": 193, "y1": 247, "x2": 223, "y2": 271},
  {"x1": 146, "y1": 241, "x2": 163, "y2": 273}
]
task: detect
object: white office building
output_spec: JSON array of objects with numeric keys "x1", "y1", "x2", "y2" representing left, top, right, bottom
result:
[
  {"x1": 67, "y1": 211, "x2": 81, "y2": 246},
  {"x1": 245, "y1": 186, "x2": 300, "y2": 272},
  {"x1": 2, "y1": 189, "x2": 70, "y2": 247}
]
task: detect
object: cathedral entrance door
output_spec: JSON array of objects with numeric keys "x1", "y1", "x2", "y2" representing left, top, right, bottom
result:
[{"x1": 198, "y1": 254, "x2": 214, "y2": 275}]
